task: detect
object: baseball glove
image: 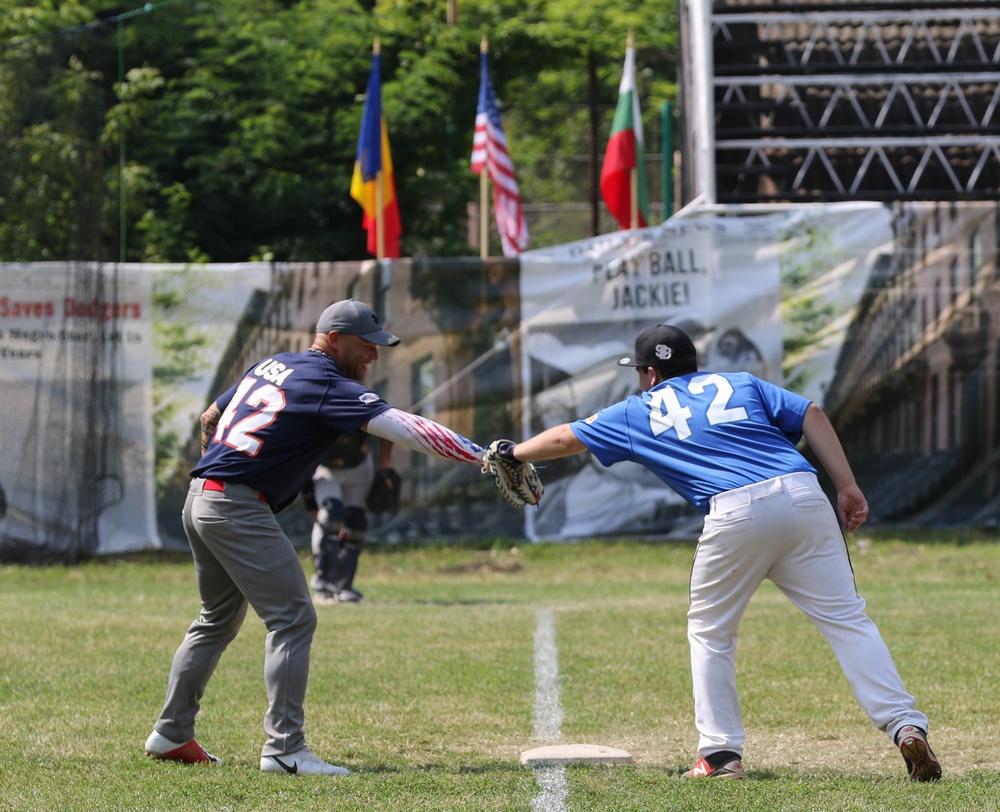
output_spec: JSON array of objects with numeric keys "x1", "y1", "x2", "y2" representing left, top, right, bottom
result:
[
  {"x1": 366, "y1": 467, "x2": 402, "y2": 514},
  {"x1": 481, "y1": 439, "x2": 544, "y2": 508}
]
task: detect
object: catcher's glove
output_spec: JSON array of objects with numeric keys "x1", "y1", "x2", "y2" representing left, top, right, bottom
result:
[
  {"x1": 481, "y1": 439, "x2": 544, "y2": 508},
  {"x1": 366, "y1": 467, "x2": 402, "y2": 514}
]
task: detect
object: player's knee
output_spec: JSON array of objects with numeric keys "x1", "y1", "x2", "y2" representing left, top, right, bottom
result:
[
  {"x1": 344, "y1": 506, "x2": 368, "y2": 537},
  {"x1": 301, "y1": 603, "x2": 318, "y2": 635},
  {"x1": 215, "y1": 599, "x2": 250, "y2": 643},
  {"x1": 317, "y1": 532, "x2": 340, "y2": 555},
  {"x1": 274, "y1": 596, "x2": 317, "y2": 637},
  {"x1": 317, "y1": 497, "x2": 346, "y2": 534}
]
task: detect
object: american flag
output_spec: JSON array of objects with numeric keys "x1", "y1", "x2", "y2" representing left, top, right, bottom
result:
[{"x1": 470, "y1": 48, "x2": 529, "y2": 256}]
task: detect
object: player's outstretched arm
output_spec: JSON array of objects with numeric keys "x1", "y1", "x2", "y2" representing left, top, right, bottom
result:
[
  {"x1": 509, "y1": 423, "x2": 587, "y2": 462},
  {"x1": 365, "y1": 408, "x2": 483, "y2": 464},
  {"x1": 475, "y1": 424, "x2": 582, "y2": 509},
  {"x1": 801, "y1": 403, "x2": 869, "y2": 532}
]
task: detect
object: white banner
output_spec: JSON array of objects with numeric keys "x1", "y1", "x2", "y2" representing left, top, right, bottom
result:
[
  {"x1": 0, "y1": 262, "x2": 272, "y2": 554},
  {"x1": 518, "y1": 204, "x2": 892, "y2": 539},
  {"x1": 0, "y1": 264, "x2": 154, "y2": 553}
]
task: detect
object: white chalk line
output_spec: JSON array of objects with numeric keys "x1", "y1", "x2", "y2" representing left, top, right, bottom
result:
[{"x1": 531, "y1": 608, "x2": 568, "y2": 812}]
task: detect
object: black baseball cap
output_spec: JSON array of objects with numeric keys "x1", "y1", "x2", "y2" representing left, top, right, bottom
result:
[
  {"x1": 316, "y1": 299, "x2": 400, "y2": 346},
  {"x1": 617, "y1": 324, "x2": 698, "y2": 374}
]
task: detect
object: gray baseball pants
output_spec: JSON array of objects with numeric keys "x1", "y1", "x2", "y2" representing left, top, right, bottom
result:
[{"x1": 152, "y1": 478, "x2": 317, "y2": 757}]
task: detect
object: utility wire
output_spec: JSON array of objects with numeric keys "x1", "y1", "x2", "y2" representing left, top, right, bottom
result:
[
  {"x1": 0, "y1": 0, "x2": 193, "y2": 49},
  {"x1": 2, "y1": 0, "x2": 194, "y2": 260}
]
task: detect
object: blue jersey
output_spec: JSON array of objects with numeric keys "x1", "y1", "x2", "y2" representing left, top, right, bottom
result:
[
  {"x1": 570, "y1": 371, "x2": 815, "y2": 513},
  {"x1": 191, "y1": 349, "x2": 391, "y2": 512}
]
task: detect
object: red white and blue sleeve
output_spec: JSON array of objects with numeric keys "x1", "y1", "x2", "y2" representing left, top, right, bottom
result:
[{"x1": 366, "y1": 408, "x2": 484, "y2": 464}]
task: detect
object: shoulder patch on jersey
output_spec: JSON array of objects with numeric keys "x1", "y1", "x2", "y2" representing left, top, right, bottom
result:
[
  {"x1": 359, "y1": 392, "x2": 381, "y2": 404},
  {"x1": 584, "y1": 413, "x2": 599, "y2": 424}
]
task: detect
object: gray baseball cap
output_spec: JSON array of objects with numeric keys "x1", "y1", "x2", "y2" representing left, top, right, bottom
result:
[
  {"x1": 617, "y1": 324, "x2": 698, "y2": 373},
  {"x1": 315, "y1": 299, "x2": 400, "y2": 346}
]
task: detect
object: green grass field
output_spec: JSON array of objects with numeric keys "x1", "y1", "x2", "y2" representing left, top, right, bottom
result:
[{"x1": 1, "y1": 531, "x2": 998, "y2": 811}]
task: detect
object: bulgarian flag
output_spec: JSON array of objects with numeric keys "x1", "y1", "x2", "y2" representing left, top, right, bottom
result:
[{"x1": 600, "y1": 37, "x2": 649, "y2": 230}]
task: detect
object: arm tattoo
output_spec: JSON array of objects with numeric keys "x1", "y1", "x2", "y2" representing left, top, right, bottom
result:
[{"x1": 200, "y1": 404, "x2": 222, "y2": 454}]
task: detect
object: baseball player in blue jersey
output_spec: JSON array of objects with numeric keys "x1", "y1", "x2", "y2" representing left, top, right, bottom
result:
[
  {"x1": 496, "y1": 323, "x2": 941, "y2": 782},
  {"x1": 145, "y1": 299, "x2": 485, "y2": 776}
]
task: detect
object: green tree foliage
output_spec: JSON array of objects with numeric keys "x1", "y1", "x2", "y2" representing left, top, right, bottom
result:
[
  {"x1": 0, "y1": 2, "x2": 107, "y2": 259},
  {"x1": 0, "y1": 0, "x2": 678, "y2": 262}
]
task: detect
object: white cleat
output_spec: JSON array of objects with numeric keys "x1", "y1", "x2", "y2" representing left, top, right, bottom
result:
[{"x1": 260, "y1": 746, "x2": 350, "y2": 776}]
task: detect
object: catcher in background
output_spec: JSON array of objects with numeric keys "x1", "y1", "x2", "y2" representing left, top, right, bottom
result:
[
  {"x1": 487, "y1": 323, "x2": 941, "y2": 783},
  {"x1": 301, "y1": 431, "x2": 399, "y2": 603}
]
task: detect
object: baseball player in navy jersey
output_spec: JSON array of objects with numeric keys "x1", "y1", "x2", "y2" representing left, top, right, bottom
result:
[
  {"x1": 145, "y1": 299, "x2": 485, "y2": 777},
  {"x1": 495, "y1": 323, "x2": 941, "y2": 782}
]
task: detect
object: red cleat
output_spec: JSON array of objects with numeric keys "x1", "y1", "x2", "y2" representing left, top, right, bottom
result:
[
  {"x1": 145, "y1": 730, "x2": 221, "y2": 764},
  {"x1": 683, "y1": 755, "x2": 745, "y2": 779}
]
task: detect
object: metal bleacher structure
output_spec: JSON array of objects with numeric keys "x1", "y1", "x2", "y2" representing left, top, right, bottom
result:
[
  {"x1": 700, "y1": 0, "x2": 1000, "y2": 204},
  {"x1": 678, "y1": 1, "x2": 1000, "y2": 526}
]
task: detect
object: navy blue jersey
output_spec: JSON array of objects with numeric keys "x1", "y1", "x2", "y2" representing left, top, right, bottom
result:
[
  {"x1": 191, "y1": 349, "x2": 391, "y2": 512},
  {"x1": 570, "y1": 371, "x2": 815, "y2": 513}
]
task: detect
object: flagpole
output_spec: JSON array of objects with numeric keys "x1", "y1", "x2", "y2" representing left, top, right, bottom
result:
[
  {"x1": 480, "y1": 35, "x2": 490, "y2": 259},
  {"x1": 630, "y1": 167, "x2": 639, "y2": 229},
  {"x1": 480, "y1": 174, "x2": 489, "y2": 258},
  {"x1": 627, "y1": 30, "x2": 639, "y2": 230},
  {"x1": 376, "y1": 173, "x2": 385, "y2": 260},
  {"x1": 373, "y1": 37, "x2": 386, "y2": 260}
]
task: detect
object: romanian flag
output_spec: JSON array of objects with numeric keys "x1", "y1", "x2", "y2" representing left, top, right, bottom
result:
[
  {"x1": 600, "y1": 39, "x2": 649, "y2": 230},
  {"x1": 350, "y1": 45, "x2": 401, "y2": 258}
]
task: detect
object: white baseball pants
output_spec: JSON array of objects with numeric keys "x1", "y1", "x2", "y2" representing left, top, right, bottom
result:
[{"x1": 688, "y1": 471, "x2": 929, "y2": 757}]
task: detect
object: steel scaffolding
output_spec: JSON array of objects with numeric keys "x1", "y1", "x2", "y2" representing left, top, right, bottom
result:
[{"x1": 680, "y1": 2, "x2": 1000, "y2": 203}]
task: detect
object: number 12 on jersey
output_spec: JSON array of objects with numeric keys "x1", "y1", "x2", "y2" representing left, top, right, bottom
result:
[{"x1": 213, "y1": 377, "x2": 287, "y2": 456}]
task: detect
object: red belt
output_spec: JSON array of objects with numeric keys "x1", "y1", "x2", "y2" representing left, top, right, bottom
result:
[{"x1": 203, "y1": 478, "x2": 268, "y2": 503}]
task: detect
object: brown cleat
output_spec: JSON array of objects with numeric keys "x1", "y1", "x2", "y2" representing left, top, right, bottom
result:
[{"x1": 897, "y1": 725, "x2": 941, "y2": 782}]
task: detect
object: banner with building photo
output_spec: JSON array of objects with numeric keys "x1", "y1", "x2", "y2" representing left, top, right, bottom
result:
[
  {"x1": 0, "y1": 203, "x2": 900, "y2": 557},
  {"x1": 517, "y1": 202, "x2": 894, "y2": 540},
  {"x1": 149, "y1": 263, "x2": 274, "y2": 547}
]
